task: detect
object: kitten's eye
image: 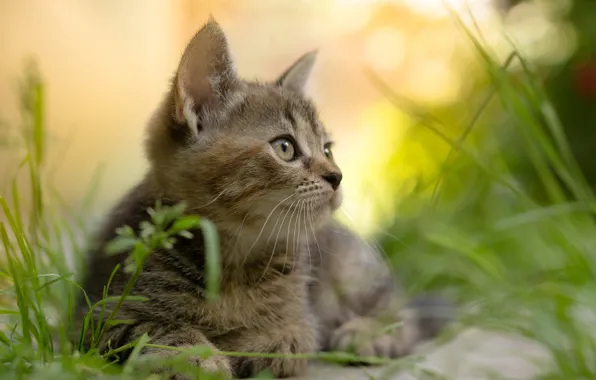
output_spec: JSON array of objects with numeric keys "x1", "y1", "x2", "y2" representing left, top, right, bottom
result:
[
  {"x1": 324, "y1": 145, "x2": 333, "y2": 159},
  {"x1": 271, "y1": 138, "x2": 296, "y2": 161}
]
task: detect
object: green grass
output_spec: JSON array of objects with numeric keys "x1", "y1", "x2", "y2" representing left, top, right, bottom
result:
[
  {"x1": 370, "y1": 9, "x2": 596, "y2": 379},
  {"x1": 2, "y1": 12, "x2": 596, "y2": 380}
]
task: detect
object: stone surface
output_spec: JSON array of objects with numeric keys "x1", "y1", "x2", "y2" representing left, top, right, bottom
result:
[{"x1": 295, "y1": 328, "x2": 551, "y2": 380}]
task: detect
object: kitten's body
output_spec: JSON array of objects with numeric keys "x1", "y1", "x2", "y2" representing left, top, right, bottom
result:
[{"x1": 78, "y1": 19, "x2": 450, "y2": 379}]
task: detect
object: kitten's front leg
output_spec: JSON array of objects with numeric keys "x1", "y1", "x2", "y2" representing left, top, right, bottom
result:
[
  {"x1": 329, "y1": 309, "x2": 419, "y2": 360},
  {"x1": 230, "y1": 314, "x2": 318, "y2": 378},
  {"x1": 106, "y1": 323, "x2": 232, "y2": 379},
  {"x1": 310, "y1": 220, "x2": 451, "y2": 362}
]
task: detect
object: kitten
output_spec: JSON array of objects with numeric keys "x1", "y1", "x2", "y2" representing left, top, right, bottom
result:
[{"x1": 76, "y1": 18, "x2": 451, "y2": 379}]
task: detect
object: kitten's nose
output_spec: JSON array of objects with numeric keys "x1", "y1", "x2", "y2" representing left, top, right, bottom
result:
[{"x1": 322, "y1": 172, "x2": 343, "y2": 191}]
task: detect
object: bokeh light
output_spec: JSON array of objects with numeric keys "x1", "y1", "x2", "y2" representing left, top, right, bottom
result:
[{"x1": 365, "y1": 26, "x2": 407, "y2": 72}]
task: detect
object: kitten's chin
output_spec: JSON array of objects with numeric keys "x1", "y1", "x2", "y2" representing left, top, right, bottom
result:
[{"x1": 330, "y1": 187, "x2": 343, "y2": 212}]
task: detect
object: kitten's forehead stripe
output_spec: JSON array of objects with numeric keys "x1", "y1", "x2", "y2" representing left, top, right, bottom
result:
[
  {"x1": 287, "y1": 98, "x2": 325, "y2": 142},
  {"x1": 284, "y1": 106, "x2": 297, "y2": 130},
  {"x1": 221, "y1": 82, "x2": 328, "y2": 147}
]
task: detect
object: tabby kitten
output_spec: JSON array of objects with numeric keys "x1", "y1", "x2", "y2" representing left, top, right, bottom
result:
[{"x1": 77, "y1": 19, "x2": 450, "y2": 379}]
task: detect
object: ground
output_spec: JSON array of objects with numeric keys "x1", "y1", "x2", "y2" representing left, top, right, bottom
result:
[{"x1": 298, "y1": 328, "x2": 550, "y2": 380}]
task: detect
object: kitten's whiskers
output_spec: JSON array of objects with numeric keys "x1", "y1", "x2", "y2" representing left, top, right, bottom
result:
[
  {"x1": 307, "y1": 201, "x2": 323, "y2": 265},
  {"x1": 258, "y1": 199, "x2": 297, "y2": 284},
  {"x1": 223, "y1": 211, "x2": 251, "y2": 273},
  {"x1": 284, "y1": 198, "x2": 302, "y2": 270},
  {"x1": 244, "y1": 192, "x2": 296, "y2": 263},
  {"x1": 196, "y1": 187, "x2": 228, "y2": 209},
  {"x1": 291, "y1": 200, "x2": 305, "y2": 273},
  {"x1": 302, "y1": 200, "x2": 312, "y2": 273}
]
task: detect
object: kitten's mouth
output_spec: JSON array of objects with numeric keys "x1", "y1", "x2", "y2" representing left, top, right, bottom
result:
[
  {"x1": 330, "y1": 187, "x2": 343, "y2": 211},
  {"x1": 302, "y1": 188, "x2": 342, "y2": 216},
  {"x1": 273, "y1": 187, "x2": 342, "y2": 225}
]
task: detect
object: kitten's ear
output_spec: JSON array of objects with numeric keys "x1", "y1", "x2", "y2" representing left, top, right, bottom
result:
[
  {"x1": 275, "y1": 50, "x2": 317, "y2": 93},
  {"x1": 174, "y1": 18, "x2": 237, "y2": 129}
]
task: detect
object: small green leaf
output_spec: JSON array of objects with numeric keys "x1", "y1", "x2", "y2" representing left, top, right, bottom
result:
[
  {"x1": 0, "y1": 309, "x2": 19, "y2": 315},
  {"x1": 139, "y1": 221, "x2": 155, "y2": 240},
  {"x1": 105, "y1": 237, "x2": 138, "y2": 255},
  {"x1": 165, "y1": 201, "x2": 188, "y2": 223},
  {"x1": 115, "y1": 225, "x2": 134, "y2": 237},
  {"x1": 0, "y1": 330, "x2": 10, "y2": 346},
  {"x1": 169, "y1": 216, "x2": 200, "y2": 233},
  {"x1": 150, "y1": 209, "x2": 165, "y2": 227},
  {"x1": 178, "y1": 230, "x2": 194, "y2": 239},
  {"x1": 104, "y1": 319, "x2": 135, "y2": 326}
]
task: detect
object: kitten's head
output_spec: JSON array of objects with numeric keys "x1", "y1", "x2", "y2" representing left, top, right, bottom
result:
[{"x1": 146, "y1": 19, "x2": 342, "y2": 244}]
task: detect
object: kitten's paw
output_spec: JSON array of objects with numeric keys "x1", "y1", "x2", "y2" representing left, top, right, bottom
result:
[
  {"x1": 236, "y1": 327, "x2": 316, "y2": 378},
  {"x1": 191, "y1": 354, "x2": 233, "y2": 378},
  {"x1": 329, "y1": 317, "x2": 417, "y2": 360},
  {"x1": 255, "y1": 356, "x2": 307, "y2": 378},
  {"x1": 250, "y1": 341, "x2": 308, "y2": 378},
  {"x1": 146, "y1": 347, "x2": 232, "y2": 379}
]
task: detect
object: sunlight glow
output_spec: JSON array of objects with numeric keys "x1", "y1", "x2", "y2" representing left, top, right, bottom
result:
[
  {"x1": 339, "y1": 102, "x2": 410, "y2": 236},
  {"x1": 404, "y1": 59, "x2": 462, "y2": 104},
  {"x1": 396, "y1": 0, "x2": 493, "y2": 19},
  {"x1": 365, "y1": 26, "x2": 407, "y2": 72},
  {"x1": 328, "y1": 0, "x2": 373, "y2": 35}
]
